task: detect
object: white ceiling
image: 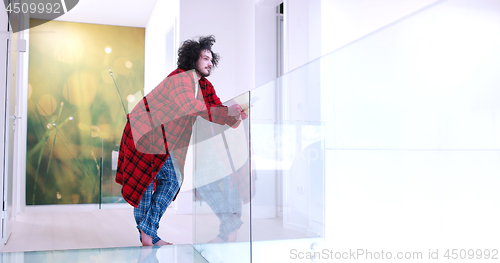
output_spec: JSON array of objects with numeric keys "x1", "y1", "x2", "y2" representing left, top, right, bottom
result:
[{"x1": 32, "y1": 0, "x2": 159, "y2": 28}]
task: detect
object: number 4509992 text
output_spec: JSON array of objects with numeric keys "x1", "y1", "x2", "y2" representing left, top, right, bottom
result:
[{"x1": 6, "y1": 3, "x2": 62, "y2": 14}]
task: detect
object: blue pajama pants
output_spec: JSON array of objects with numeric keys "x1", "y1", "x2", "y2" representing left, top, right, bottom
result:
[{"x1": 134, "y1": 155, "x2": 182, "y2": 244}]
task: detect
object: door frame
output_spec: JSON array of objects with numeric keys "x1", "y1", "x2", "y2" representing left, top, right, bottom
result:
[
  {"x1": 1, "y1": 0, "x2": 12, "y2": 249},
  {"x1": 1, "y1": 1, "x2": 28, "y2": 248}
]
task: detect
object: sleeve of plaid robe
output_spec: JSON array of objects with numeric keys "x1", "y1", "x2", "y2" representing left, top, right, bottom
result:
[{"x1": 155, "y1": 70, "x2": 238, "y2": 127}]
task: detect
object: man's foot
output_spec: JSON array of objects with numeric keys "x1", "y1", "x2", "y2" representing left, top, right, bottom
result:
[
  {"x1": 227, "y1": 229, "x2": 238, "y2": 242},
  {"x1": 208, "y1": 237, "x2": 225, "y2": 243},
  {"x1": 140, "y1": 229, "x2": 154, "y2": 246},
  {"x1": 154, "y1": 240, "x2": 173, "y2": 246},
  {"x1": 208, "y1": 229, "x2": 238, "y2": 243}
]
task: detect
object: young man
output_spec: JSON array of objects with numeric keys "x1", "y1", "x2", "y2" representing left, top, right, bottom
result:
[{"x1": 116, "y1": 35, "x2": 245, "y2": 246}]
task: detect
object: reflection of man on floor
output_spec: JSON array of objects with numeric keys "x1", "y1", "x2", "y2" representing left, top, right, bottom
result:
[
  {"x1": 198, "y1": 178, "x2": 241, "y2": 243},
  {"x1": 194, "y1": 119, "x2": 253, "y2": 243},
  {"x1": 116, "y1": 35, "x2": 245, "y2": 246},
  {"x1": 196, "y1": 169, "x2": 247, "y2": 242}
]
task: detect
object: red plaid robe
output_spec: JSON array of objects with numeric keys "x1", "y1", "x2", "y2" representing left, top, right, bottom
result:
[{"x1": 116, "y1": 68, "x2": 239, "y2": 208}]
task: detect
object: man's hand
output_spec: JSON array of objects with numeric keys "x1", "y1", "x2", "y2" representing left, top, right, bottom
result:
[
  {"x1": 228, "y1": 104, "x2": 248, "y2": 120},
  {"x1": 240, "y1": 108, "x2": 248, "y2": 120},
  {"x1": 228, "y1": 104, "x2": 241, "y2": 117}
]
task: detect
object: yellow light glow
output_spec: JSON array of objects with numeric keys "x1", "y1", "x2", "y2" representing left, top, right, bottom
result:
[
  {"x1": 37, "y1": 94, "x2": 57, "y2": 116},
  {"x1": 54, "y1": 36, "x2": 84, "y2": 64},
  {"x1": 105, "y1": 47, "x2": 112, "y2": 53},
  {"x1": 100, "y1": 68, "x2": 115, "y2": 84},
  {"x1": 90, "y1": 126, "x2": 100, "y2": 138},
  {"x1": 62, "y1": 72, "x2": 97, "y2": 106},
  {"x1": 78, "y1": 122, "x2": 90, "y2": 131},
  {"x1": 113, "y1": 57, "x2": 131, "y2": 75}
]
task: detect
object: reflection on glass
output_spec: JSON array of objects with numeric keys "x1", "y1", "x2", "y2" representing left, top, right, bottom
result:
[
  {"x1": 192, "y1": 92, "x2": 251, "y2": 263},
  {"x1": 190, "y1": 54, "x2": 326, "y2": 262},
  {"x1": 249, "y1": 60, "x2": 325, "y2": 256}
]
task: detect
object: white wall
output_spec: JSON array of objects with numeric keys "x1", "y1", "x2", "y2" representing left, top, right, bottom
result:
[
  {"x1": 179, "y1": 0, "x2": 255, "y2": 102},
  {"x1": 286, "y1": 0, "x2": 321, "y2": 72},
  {"x1": 255, "y1": 0, "x2": 322, "y2": 86},
  {"x1": 320, "y1": 0, "x2": 441, "y2": 55},
  {"x1": 254, "y1": 0, "x2": 281, "y2": 87},
  {"x1": 144, "y1": 0, "x2": 180, "y2": 95}
]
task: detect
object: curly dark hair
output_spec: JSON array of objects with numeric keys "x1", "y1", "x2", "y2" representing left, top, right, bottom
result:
[{"x1": 177, "y1": 35, "x2": 220, "y2": 70}]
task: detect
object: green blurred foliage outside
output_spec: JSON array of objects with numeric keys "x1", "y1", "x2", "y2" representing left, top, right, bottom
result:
[{"x1": 26, "y1": 19, "x2": 145, "y2": 205}]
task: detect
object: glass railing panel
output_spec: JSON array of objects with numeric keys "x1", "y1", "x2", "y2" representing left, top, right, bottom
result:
[
  {"x1": 249, "y1": 58, "x2": 325, "y2": 262},
  {"x1": 191, "y1": 92, "x2": 251, "y2": 263},
  {"x1": 319, "y1": 0, "x2": 500, "y2": 257},
  {"x1": 99, "y1": 139, "x2": 126, "y2": 207}
]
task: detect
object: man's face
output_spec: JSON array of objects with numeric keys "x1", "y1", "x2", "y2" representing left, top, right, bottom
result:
[{"x1": 195, "y1": 49, "x2": 213, "y2": 77}]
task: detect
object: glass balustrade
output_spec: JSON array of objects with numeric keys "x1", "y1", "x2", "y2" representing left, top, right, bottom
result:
[
  {"x1": 189, "y1": 0, "x2": 500, "y2": 261},
  {"x1": 190, "y1": 92, "x2": 252, "y2": 263},
  {"x1": 248, "y1": 61, "x2": 325, "y2": 263},
  {"x1": 96, "y1": 137, "x2": 125, "y2": 208},
  {"x1": 189, "y1": 50, "x2": 326, "y2": 262},
  {"x1": 12, "y1": 0, "x2": 500, "y2": 262}
]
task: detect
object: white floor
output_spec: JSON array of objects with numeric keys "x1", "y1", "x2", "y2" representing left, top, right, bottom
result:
[
  {"x1": 1, "y1": 206, "x2": 308, "y2": 254},
  {"x1": 1, "y1": 208, "x2": 193, "y2": 253}
]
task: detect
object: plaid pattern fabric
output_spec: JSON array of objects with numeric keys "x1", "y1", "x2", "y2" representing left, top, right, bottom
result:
[
  {"x1": 116, "y1": 68, "x2": 239, "y2": 208},
  {"x1": 134, "y1": 155, "x2": 182, "y2": 244},
  {"x1": 196, "y1": 176, "x2": 243, "y2": 241}
]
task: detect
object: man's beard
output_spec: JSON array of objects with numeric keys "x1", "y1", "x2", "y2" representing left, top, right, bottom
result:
[{"x1": 196, "y1": 68, "x2": 210, "y2": 77}]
